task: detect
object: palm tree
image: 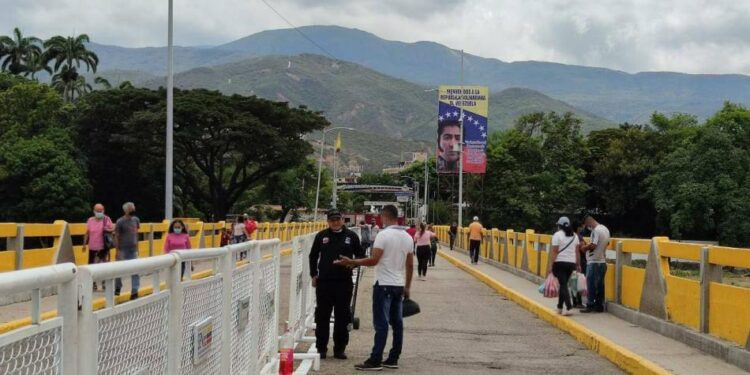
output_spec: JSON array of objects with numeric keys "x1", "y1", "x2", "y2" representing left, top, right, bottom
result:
[
  {"x1": 43, "y1": 34, "x2": 98, "y2": 74},
  {"x1": 23, "y1": 49, "x2": 52, "y2": 80},
  {"x1": 51, "y1": 65, "x2": 91, "y2": 101},
  {"x1": 94, "y1": 76, "x2": 111, "y2": 89},
  {"x1": 0, "y1": 28, "x2": 44, "y2": 75}
]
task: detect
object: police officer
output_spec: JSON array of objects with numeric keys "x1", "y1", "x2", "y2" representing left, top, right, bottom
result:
[{"x1": 309, "y1": 209, "x2": 364, "y2": 359}]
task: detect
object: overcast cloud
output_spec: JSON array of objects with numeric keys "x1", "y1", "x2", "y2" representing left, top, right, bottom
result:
[{"x1": 2, "y1": 0, "x2": 749, "y2": 74}]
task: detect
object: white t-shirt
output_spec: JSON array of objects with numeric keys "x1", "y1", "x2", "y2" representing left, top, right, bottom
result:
[
  {"x1": 588, "y1": 224, "x2": 610, "y2": 264},
  {"x1": 372, "y1": 225, "x2": 413, "y2": 286},
  {"x1": 233, "y1": 223, "x2": 245, "y2": 236},
  {"x1": 552, "y1": 230, "x2": 579, "y2": 264}
]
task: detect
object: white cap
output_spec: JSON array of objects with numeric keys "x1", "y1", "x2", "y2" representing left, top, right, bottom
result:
[
  {"x1": 556, "y1": 216, "x2": 570, "y2": 227},
  {"x1": 473, "y1": 216, "x2": 479, "y2": 221}
]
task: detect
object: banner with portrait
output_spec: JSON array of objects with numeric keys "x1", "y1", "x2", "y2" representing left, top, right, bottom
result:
[{"x1": 436, "y1": 85, "x2": 489, "y2": 174}]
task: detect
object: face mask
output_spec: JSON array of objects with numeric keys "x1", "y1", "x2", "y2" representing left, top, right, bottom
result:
[
  {"x1": 174, "y1": 228, "x2": 183, "y2": 234},
  {"x1": 129, "y1": 210, "x2": 136, "y2": 216},
  {"x1": 94, "y1": 212, "x2": 104, "y2": 219}
]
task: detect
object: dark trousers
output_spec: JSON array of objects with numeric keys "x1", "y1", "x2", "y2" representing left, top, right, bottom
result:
[
  {"x1": 430, "y1": 244, "x2": 437, "y2": 266},
  {"x1": 469, "y1": 240, "x2": 481, "y2": 263},
  {"x1": 553, "y1": 262, "x2": 576, "y2": 310},
  {"x1": 315, "y1": 279, "x2": 353, "y2": 354},
  {"x1": 449, "y1": 234, "x2": 456, "y2": 250},
  {"x1": 369, "y1": 282, "x2": 404, "y2": 364},
  {"x1": 416, "y1": 245, "x2": 430, "y2": 277},
  {"x1": 114, "y1": 248, "x2": 140, "y2": 294},
  {"x1": 586, "y1": 263, "x2": 607, "y2": 311},
  {"x1": 88, "y1": 249, "x2": 109, "y2": 265}
]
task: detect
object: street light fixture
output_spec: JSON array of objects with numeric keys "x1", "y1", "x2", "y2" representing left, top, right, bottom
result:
[
  {"x1": 313, "y1": 127, "x2": 355, "y2": 222},
  {"x1": 399, "y1": 176, "x2": 419, "y2": 222}
]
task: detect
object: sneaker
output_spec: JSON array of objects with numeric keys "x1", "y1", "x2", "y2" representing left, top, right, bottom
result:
[
  {"x1": 556, "y1": 308, "x2": 563, "y2": 315},
  {"x1": 580, "y1": 308, "x2": 595, "y2": 313},
  {"x1": 382, "y1": 359, "x2": 399, "y2": 369},
  {"x1": 333, "y1": 352, "x2": 347, "y2": 360},
  {"x1": 563, "y1": 308, "x2": 574, "y2": 316},
  {"x1": 355, "y1": 360, "x2": 383, "y2": 371}
]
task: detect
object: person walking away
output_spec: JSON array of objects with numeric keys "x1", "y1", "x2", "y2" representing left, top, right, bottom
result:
[
  {"x1": 164, "y1": 219, "x2": 191, "y2": 278},
  {"x1": 335, "y1": 205, "x2": 414, "y2": 371},
  {"x1": 371, "y1": 219, "x2": 380, "y2": 240},
  {"x1": 406, "y1": 223, "x2": 416, "y2": 239},
  {"x1": 547, "y1": 217, "x2": 580, "y2": 316},
  {"x1": 360, "y1": 220, "x2": 372, "y2": 254},
  {"x1": 83, "y1": 203, "x2": 114, "y2": 291},
  {"x1": 244, "y1": 214, "x2": 258, "y2": 240},
  {"x1": 308, "y1": 210, "x2": 365, "y2": 360},
  {"x1": 449, "y1": 222, "x2": 458, "y2": 251},
  {"x1": 572, "y1": 224, "x2": 591, "y2": 308},
  {"x1": 413, "y1": 223, "x2": 434, "y2": 280},
  {"x1": 221, "y1": 226, "x2": 232, "y2": 246},
  {"x1": 114, "y1": 202, "x2": 140, "y2": 300},
  {"x1": 468, "y1": 217, "x2": 484, "y2": 264},
  {"x1": 232, "y1": 216, "x2": 248, "y2": 244},
  {"x1": 580, "y1": 215, "x2": 610, "y2": 313},
  {"x1": 427, "y1": 224, "x2": 438, "y2": 267}
]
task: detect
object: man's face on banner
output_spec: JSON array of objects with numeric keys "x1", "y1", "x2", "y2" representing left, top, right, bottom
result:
[{"x1": 439, "y1": 124, "x2": 461, "y2": 162}]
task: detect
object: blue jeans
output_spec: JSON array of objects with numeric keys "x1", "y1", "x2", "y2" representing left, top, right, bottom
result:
[
  {"x1": 586, "y1": 263, "x2": 607, "y2": 310},
  {"x1": 115, "y1": 248, "x2": 140, "y2": 294},
  {"x1": 369, "y1": 282, "x2": 404, "y2": 364}
]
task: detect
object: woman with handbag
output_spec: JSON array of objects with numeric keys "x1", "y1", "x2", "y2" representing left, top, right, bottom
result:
[
  {"x1": 546, "y1": 216, "x2": 580, "y2": 316},
  {"x1": 83, "y1": 203, "x2": 114, "y2": 291}
]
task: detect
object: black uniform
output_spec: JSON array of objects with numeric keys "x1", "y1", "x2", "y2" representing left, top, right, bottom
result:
[{"x1": 309, "y1": 226, "x2": 365, "y2": 355}]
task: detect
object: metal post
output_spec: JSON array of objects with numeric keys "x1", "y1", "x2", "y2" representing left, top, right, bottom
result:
[
  {"x1": 700, "y1": 246, "x2": 722, "y2": 333},
  {"x1": 313, "y1": 133, "x2": 325, "y2": 222},
  {"x1": 457, "y1": 49, "x2": 464, "y2": 228},
  {"x1": 10, "y1": 224, "x2": 24, "y2": 270},
  {"x1": 615, "y1": 241, "x2": 628, "y2": 304},
  {"x1": 165, "y1": 0, "x2": 174, "y2": 220},
  {"x1": 332, "y1": 146, "x2": 338, "y2": 209}
]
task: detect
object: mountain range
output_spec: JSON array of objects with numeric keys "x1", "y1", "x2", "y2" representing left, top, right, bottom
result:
[{"x1": 89, "y1": 25, "x2": 750, "y2": 124}]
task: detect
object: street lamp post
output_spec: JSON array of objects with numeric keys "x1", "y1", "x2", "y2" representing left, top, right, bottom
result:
[
  {"x1": 399, "y1": 176, "x2": 418, "y2": 223},
  {"x1": 457, "y1": 49, "x2": 465, "y2": 228},
  {"x1": 313, "y1": 127, "x2": 355, "y2": 222},
  {"x1": 165, "y1": 0, "x2": 174, "y2": 220}
]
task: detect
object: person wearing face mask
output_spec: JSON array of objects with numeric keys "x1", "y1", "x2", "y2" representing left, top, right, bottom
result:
[
  {"x1": 83, "y1": 203, "x2": 114, "y2": 291},
  {"x1": 114, "y1": 202, "x2": 141, "y2": 300},
  {"x1": 308, "y1": 209, "x2": 365, "y2": 360},
  {"x1": 164, "y1": 219, "x2": 191, "y2": 278}
]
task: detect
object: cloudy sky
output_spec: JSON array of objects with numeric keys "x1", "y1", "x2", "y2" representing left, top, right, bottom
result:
[{"x1": 2, "y1": 0, "x2": 749, "y2": 75}]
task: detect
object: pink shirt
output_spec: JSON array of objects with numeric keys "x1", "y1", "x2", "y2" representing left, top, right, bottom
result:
[
  {"x1": 86, "y1": 216, "x2": 113, "y2": 251},
  {"x1": 163, "y1": 232, "x2": 191, "y2": 253},
  {"x1": 414, "y1": 230, "x2": 435, "y2": 246}
]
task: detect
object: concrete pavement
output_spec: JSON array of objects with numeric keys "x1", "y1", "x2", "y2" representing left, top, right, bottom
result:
[{"x1": 312, "y1": 250, "x2": 622, "y2": 374}]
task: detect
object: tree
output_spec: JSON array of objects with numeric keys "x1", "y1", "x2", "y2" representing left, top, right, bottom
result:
[
  {"x1": 0, "y1": 74, "x2": 91, "y2": 222},
  {"x1": 0, "y1": 28, "x2": 43, "y2": 75},
  {"x1": 44, "y1": 34, "x2": 98, "y2": 102},
  {"x1": 94, "y1": 76, "x2": 112, "y2": 89},
  {"x1": 261, "y1": 159, "x2": 318, "y2": 221}
]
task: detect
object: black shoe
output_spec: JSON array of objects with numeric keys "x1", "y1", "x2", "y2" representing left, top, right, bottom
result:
[
  {"x1": 334, "y1": 352, "x2": 348, "y2": 360},
  {"x1": 114, "y1": 288, "x2": 121, "y2": 296},
  {"x1": 318, "y1": 352, "x2": 327, "y2": 359},
  {"x1": 382, "y1": 359, "x2": 399, "y2": 369},
  {"x1": 580, "y1": 308, "x2": 595, "y2": 313},
  {"x1": 355, "y1": 360, "x2": 383, "y2": 371},
  {"x1": 130, "y1": 291, "x2": 138, "y2": 301}
]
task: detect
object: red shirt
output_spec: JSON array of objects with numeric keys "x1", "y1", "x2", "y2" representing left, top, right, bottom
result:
[
  {"x1": 406, "y1": 227, "x2": 417, "y2": 239},
  {"x1": 244, "y1": 220, "x2": 257, "y2": 235}
]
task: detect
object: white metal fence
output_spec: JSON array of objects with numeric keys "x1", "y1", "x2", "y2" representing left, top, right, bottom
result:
[{"x1": 0, "y1": 237, "x2": 293, "y2": 375}]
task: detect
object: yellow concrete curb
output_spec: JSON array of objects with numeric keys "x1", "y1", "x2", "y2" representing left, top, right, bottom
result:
[
  {"x1": 0, "y1": 247, "x2": 293, "y2": 335},
  {"x1": 438, "y1": 250, "x2": 671, "y2": 375}
]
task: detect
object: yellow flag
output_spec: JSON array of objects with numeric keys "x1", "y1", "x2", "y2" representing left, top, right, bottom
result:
[{"x1": 335, "y1": 132, "x2": 342, "y2": 153}]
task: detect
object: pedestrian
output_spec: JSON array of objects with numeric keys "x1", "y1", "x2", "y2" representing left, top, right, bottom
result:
[
  {"x1": 164, "y1": 219, "x2": 191, "y2": 278},
  {"x1": 547, "y1": 217, "x2": 580, "y2": 316},
  {"x1": 468, "y1": 216, "x2": 483, "y2": 264},
  {"x1": 406, "y1": 223, "x2": 416, "y2": 239},
  {"x1": 244, "y1": 214, "x2": 258, "y2": 240},
  {"x1": 83, "y1": 203, "x2": 114, "y2": 291},
  {"x1": 580, "y1": 215, "x2": 610, "y2": 313},
  {"x1": 232, "y1": 216, "x2": 248, "y2": 244},
  {"x1": 335, "y1": 205, "x2": 414, "y2": 371},
  {"x1": 308, "y1": 209, "x2": 365, "y2": 360},
  {"x1": 220, "y1": 226, "x2": 232, "y2": 246},
  {"x1": 359, "y1": 220, "x2": 372, "y2": 255},
  {"x1": 428, "y1": 224, "x2": 438, "y2": 267},
  {"x1": 413, "y1": 223, "x2": 434, "y2": 280},
  {"x1": 449, "y1": 222, "x2": 458, "y2": 251},
  {"x1": 572, "y1": 223, "x2": 591, "y2": 308},
  {"x1": 371, "y1": 219, "x2": 380, "y2": 241},
  {"x1": 114, "y1": 202, "x2": 140, "y2": 300}
]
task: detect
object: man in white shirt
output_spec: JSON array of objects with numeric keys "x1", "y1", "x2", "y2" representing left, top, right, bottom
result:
[
  {"x1": 580, "y1": 215, "x2": 610, "y2": 313},
  {"x1": 335, "y1": 205, "x2": 414, "y2": 371}
]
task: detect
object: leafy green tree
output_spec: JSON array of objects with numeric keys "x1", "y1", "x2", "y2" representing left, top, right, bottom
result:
[
  {"x1": 0, "y1": 74, "x2": 91, "y2": 222},
  {"x1": 261, "y1": 159, "x2": 318, "y2": 221},
  {"x1": 50, "y1": 64, "x2": 92, "y2": 101},
  {"x1": 0, "y1": 28, "x2": 43, "y2": 75}
]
